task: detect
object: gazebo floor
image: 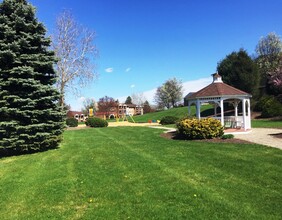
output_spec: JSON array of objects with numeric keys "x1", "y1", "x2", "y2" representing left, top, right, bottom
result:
[{"x1": 224, "y1": 128, "x2": 252, "y2": 134}]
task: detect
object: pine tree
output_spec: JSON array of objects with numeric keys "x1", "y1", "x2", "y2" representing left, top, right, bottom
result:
[{"x1": 0, "y1": 0, "x2": 64, "y2": 153}]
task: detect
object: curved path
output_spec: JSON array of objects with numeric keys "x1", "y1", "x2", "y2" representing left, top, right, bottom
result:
[{"x1": 233, "y1": 128, "x2": 282, "y2": 150}]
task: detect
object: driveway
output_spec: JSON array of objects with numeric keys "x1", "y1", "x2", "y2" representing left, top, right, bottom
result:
[{"x1": 234, "y1": 128, "x2": 282, "y2": 150}]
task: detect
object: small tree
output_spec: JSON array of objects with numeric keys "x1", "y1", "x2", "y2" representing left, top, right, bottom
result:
[
  {"x1": 97, "y1": 96, "x2": 117, "y2": 118},
  {"x1": 131, "y1": 92, "x2": 146, "y2": 106},
  {"x1": 143, "y1": 100, "x2": 152, "y2": 114},
  {"x1": 82, "y1": 98, "x2": 97, "y2": 115},
  {"x1": 52, "y1": 10, "x2": 98, "y2": 108},
  {"x1": 125, "y1": 96, "x2": 132, "y2": 104},
  {"x1": 0, "y1": 0, "x2": 64, "y2": 153},
  {"x1": 217, "y1": 49, "x2": 260, "y2": 98},
  {"x1": 154, "y1": 78, "x2": 183, "y2": 109}
]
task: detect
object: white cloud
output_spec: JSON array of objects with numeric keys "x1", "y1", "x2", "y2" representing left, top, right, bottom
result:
[
  {"x1": 125, "y1": 67, "x2": 131, "y2": 72},
  {"x1": 182, "y1": 77, "x2": 211, "y2": 96},
  {"x1": 117, "y1": 77, "x2": 212, "y2": 105},
  {"x1": 105, "y1": 67, "x2": 113, "y2": 73},
  {"x1": 130, "y1": 84, "x2": 135, "y2": 88}
]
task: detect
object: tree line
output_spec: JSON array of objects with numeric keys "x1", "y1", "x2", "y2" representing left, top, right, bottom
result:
[{"x1": 217, "y1": 32, "x2": 282, "y2": 117}]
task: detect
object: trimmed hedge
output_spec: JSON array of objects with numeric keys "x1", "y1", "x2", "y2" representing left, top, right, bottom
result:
[
  {"x1": 66, "y1": 118, "x2": 78, "y2": 127},
  {"x1": 176, "y1": 117, "x2": 224, "y2": 140},
  {"x1": 86, "y1": 117, "x2": 108, "y2": 127},
  {"x1": 160, "y1": 116, "x2": 179, "y2": 125}
]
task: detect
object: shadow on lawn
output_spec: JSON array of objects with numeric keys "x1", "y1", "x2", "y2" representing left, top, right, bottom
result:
[{"x1": 0, "y1": 146, "x2": 59, "y2": 159}]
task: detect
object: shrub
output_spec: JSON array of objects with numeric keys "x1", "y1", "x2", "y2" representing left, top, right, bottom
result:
[
  {"x1": 221, "y1": 134, "x2": 234, "y2": 139},
  {"x1": 160, "y1": 116, "x2": 179, "y2": 125},
  {"x1": 176, "y1": 117, "x2": 224, "y2": 140},
  {"x1": 66, "y1": 118, "x2": 78, "y2": 127},
  {"x1": 256, "y1": 96, "x2": 282, "y2": 118},
  {"x1": 86, "y1": 117, "x2": 108, "y2": 127}
]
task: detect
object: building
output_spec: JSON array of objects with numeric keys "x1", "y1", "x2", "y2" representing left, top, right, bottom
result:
[{"x1": 184, "y1": 73, "x2": 252, "y2": 131}]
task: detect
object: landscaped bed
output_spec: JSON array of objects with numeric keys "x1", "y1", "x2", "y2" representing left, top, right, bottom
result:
[{"x1": 0, "y1": 127, "x2": 281, "y2": 219}]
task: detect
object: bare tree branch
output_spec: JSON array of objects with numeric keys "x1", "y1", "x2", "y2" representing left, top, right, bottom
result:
[{"x1": 52, "y1": 10, "x2": 98, "y2": 108}]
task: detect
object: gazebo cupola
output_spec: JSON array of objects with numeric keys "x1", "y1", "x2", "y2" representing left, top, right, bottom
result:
[{"x1": 185, "y1": 73, "x2": 252, "y2": 131}]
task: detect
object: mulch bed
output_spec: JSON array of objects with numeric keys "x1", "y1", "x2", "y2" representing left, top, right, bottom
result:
[{"x1": 160, "y1": 131, "x2": 253, "y2": 144}]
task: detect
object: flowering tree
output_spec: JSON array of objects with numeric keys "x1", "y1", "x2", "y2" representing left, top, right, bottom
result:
[
  {"x1": 154, "y1": 78, "x2": 183, "y2": 109},
  {"x1": 256, "y1": 32, "x2": 282, "y2": 95}
]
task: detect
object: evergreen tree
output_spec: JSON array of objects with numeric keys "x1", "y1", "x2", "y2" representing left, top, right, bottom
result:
[
  {"x1": 0, "y1": 0, "x2": 64, "y2": 153},
  {"x1": 217, "y1": 49, "x2": 260, "y2": 99},
  {"x1": 125, "y1": 96, "x2": 132, "y2": 104}
]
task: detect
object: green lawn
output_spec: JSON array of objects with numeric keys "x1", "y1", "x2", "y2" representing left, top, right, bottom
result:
[
  {"x1": 252, "y1": 119, "x2": 282, "y2": 128},
  {"x1": 1, "y1": 127, "x2": 281, "y2": 219},
  {"x1": 132, "y1": 105, "x2": 213, "y2": 123}
]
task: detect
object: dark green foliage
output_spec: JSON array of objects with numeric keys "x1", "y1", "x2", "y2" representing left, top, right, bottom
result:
[
  {"x1": 66, "y1": 118, "x2": 78, "y2": 127},
  {"x1": 125, "y1": 96, "x2": 132, "y2": 104},
  {"x1": 160, "y1": 115, "x2": 179, "y2": 125},
  {"x1": 217, "y1": 49, "x2": 260, "y2": 98},
  {"x1": 0, "y1": 0, "x2": 64, "y2": 153},
  {"x1": 221, "y1": 134, "x2": 234, "y2": 139},
  {"x1": 255, "y1": 96, "x2": 282, "y2": 118},
  {"x1": 177, "y1": 118, "x2": 224, "y2": 140},
  {"x1": 86, "y1": 117, "x2": 108, "y2": 127}
]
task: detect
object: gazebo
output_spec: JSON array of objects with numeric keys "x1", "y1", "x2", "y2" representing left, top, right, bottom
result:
[{"x1": 185, "y1": 73, "x2": 252, "y2": 131}]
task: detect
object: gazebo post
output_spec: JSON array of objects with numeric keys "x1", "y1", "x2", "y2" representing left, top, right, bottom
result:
[
  {"x1": 247, "y1": 99, "x2": 251, "y2": 129},
  {"x1": 196, "y1": 99, "x2": 201, "y2": 119},
  {"x1": 188, "y1": 101, "x2": 191, "y2": 116},
  {"x1": 242, "y1": 99, "x2": 246, "y2": 131},
  {"x1": 220, "y1": 99, "x2": 224, "y2": 126},
  {"x1": 214, "y1": 103, "x2": 217, "y2": 116}
]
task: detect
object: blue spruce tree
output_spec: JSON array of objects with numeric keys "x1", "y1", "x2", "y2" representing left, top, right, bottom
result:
[{"x1": 0, "y1": 0, "x2": 65, "y2": 154}]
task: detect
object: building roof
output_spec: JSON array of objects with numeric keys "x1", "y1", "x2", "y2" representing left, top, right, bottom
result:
[{"x1": 186, "y1": 74, "x2": 251, "y2": 100}]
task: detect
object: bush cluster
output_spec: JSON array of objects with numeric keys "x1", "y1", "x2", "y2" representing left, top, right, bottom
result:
[
  {"x1": 66, "y1": 118, "x2": 78, "y2": 127},
  {"x1": 176, "y1": 117, "x2": 224, "y2": 140},
  {"x1": 86, "y1": 117, "x2": 108, "y2": 127},
  {"x1": 160, "y1": 116, "x2": 179, "y2": 125},
  {"x1": 255, "y1": 96, "x2": 282, "y2": 118}
]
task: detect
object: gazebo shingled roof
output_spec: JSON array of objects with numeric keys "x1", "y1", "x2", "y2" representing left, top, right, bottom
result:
[{"x1": 187, "y1": 75, "x2": 251, "y2": 100}]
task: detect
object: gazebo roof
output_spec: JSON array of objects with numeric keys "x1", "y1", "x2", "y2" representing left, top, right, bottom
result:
[{"x1": 187, "y1": 74, "x2": 251, "y2": 100}]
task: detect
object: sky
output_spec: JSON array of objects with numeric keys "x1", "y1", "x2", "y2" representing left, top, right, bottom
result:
[{"x1": 27, "y1": 0, "x2": 282, "y2": 110}]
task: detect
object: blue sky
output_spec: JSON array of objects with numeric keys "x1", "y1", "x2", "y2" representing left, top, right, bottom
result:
[{"x1": 28, "y1": 0, "x2": 282, "y2": 110}]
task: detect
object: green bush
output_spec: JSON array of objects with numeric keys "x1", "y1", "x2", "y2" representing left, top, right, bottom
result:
[
  {"x1": 66, "y1": 118, "x2": 78, "y2": 127},
  {"x1": 221, "y1": 134, "x2": 234, "y2": 139},
  {"x1": 176, "y1": 117, "x2": 224, "y2": 140},
  {"x1": 86, "y1": 117, "x2": 108, "y2": 128},
  {"x1": 256, "y1": 96, "x2": 282, "y2": 118},
  {"x1": 160, "y1": 116, "x2": 179, "y2": 125}
]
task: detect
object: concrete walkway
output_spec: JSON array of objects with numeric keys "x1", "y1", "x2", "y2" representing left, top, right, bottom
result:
[{"x1": 234, "y1": 128, "x2": 282, "y2": 150}]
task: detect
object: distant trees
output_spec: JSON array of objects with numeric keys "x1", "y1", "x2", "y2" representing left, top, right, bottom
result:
[
  {"x1": 154, "y1": 78, "x2": 183, "y2": 109},
  {"x1": 52, "y1": 10, "x2": 98, "y2": 108},
  {"x1": 0, "y1": 0, "x2": 64, "y2": 153},
  {"x1": 97, "y1": 96, "x2": 117, "y2": 117},
  {"x1": 217, "y1": 49, "x2": 260, "y2": 98}
]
